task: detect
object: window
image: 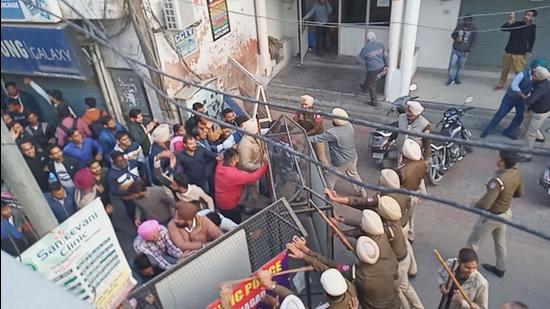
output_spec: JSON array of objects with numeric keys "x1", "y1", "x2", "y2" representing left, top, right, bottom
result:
[
  {"x1": 341, "y1": 0, "x2": 392, "y2": 26},
  {"x1": 342, "y1": 0, "x2": 366, "y2": 23},
  {"x1": 369, "y1": 0, "x2": 391, "y2": 26}
]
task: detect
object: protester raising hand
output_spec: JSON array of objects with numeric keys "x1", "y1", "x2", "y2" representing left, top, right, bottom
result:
[
  {"x1": 286, "y1": 243, "x2": 305, "y2": 259},
  {"x1": 291, "y1": 235, "x2": 309, "y2": 254}
]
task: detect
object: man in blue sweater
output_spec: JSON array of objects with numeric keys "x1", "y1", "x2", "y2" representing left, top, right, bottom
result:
[{"x1": 358, "y1": 32, "x2": 388, "y2": 107}]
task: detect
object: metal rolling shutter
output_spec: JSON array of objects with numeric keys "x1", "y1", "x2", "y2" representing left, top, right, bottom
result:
[{"x1": 458, "y1": 0, "x2": 550, "y2": 70}]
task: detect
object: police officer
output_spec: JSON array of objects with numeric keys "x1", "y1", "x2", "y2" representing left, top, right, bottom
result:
[
  {"x1": 293, "y1": 95, "x2": 328, "y2": 165},
  {"x1": 467, "y1": 150, "x2": 522, "y2": 278},
  {"x1": 397, "y1": 100, "x2": 432, "y2": 163}
]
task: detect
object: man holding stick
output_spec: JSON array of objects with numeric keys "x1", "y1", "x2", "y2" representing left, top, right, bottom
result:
[{"x1": 436, "y1": 248, "x2": 488, "y2": 309}]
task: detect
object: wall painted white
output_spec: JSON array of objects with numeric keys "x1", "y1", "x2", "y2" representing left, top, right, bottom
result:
[
  {"x1": 416, "y1": 0, "x2": 461, "y2": 69},
  {"x1": 59, "y1": 0, "x2": 125, "y2": 19},
  {"x1": 265, "y1": 0, "x2": 299, "y2": 57},
  {"x1": 338, "y1": 25, "x2": 389, "y2": 56}
]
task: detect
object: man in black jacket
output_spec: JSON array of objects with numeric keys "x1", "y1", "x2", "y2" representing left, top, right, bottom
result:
[
  {"x1": 19, "y1": 139, "x2": 49, "y2": 192},
  {"x1": 519, "y1": 66, "x2": 550, "y2": 162},
  {"x1": 47, "y1": 145, "x2": 80, "y2": 189},
  {"x1": 25, "y1": 111, "x2": 55, "y2": 151},
  {"x1": 496, "y1": 10, "x2": 537, "y2": 90}
]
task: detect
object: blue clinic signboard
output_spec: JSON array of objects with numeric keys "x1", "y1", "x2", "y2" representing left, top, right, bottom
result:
[{"x1": 1, "y1": 24, "x2": 87, "y2": 79}]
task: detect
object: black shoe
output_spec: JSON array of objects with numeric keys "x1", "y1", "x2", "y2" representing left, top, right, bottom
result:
[
  {"x1": 536, "y1": 137, "x2": 545, "y2": 143},
  {"x1": 480, "y1": 132, "x2": 488, "y2": 139},
  {"x1": 502, "y1": 132, "x2": 518, "y2": 140},
  {"x1": 455, "y1": 80, "x2": 462, "y2": 85},
  {"x1": 482, "y1": 263, "x2": 505, "y2": 278},
  {"x1": 518, "y1": 156, "x2": 532, "y2": 163},
  {"x1": 367, "y1": 101, "x2": 379, "y2": 107}
]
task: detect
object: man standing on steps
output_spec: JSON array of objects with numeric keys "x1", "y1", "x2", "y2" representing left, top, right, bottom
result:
[
  {"x1": 446, "y1": 15, "x2": 476, "y2": 86},
  {"x1": 303, "y1": 0, "x2": 332, "y2": 55},
  {"x1": 467, "y1": 150, "x2": 522, "y2": 278},
  {"x1": 495, "y1": 10, "x2": 537, "y2": 90},
  {"x1": 358, "y1": 31, "x2": 388, "y2": 107}
]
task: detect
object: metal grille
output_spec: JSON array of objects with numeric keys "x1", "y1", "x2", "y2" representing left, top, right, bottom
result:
[{"x1": 128, "y1": 198, "x2": 306, "y2": 309}]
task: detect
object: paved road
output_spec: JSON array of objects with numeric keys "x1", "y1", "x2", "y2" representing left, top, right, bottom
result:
[{"x1": 329, "y1": 124, "x2": 550, "y2": 308}]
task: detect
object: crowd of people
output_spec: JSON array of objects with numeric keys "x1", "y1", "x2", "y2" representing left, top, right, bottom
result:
[{"x1": 1, "y1": 78, "x2": 271, "y2": 285}]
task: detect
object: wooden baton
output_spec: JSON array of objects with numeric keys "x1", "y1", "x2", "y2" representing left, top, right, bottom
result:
[
  {"x1": 222, "y1": 266, "x2": 314, "y2": 286},
  {"x1": 433, "y1": 249, "x2": 475, "y2": 309}
]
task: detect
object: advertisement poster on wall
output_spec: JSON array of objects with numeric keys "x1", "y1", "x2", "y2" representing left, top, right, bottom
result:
[
  {"x1": 19, "y1": 199, "x2": 136, "y2": 309},
  {"x1": 207, "y1": 0, "x2": 231, "y2": 41},
  {"x1": 206, "y1": 251, "x2": 289, "y2": 309},
  {"x1": 1, "y1": 0, "x2": 62, "y2": 23},
  {"x1": 174, "y1": 26, "x2": 198, "y2": 58}
]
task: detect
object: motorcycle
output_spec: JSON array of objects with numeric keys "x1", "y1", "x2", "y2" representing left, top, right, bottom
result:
[
  {"x1": 540, "y1": 164, "x2": 550, "y2": 196},
  {"x1": 368, "y1": 84, "x2": 419, "y2": 168},
  {"x1": 427, "y1": 96, "x2": 474, "y2": 186}
]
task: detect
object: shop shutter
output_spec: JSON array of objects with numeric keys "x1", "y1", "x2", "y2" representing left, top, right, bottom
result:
[{"x1": 458, "y1": 1, "x2": 550, "y2": 70}]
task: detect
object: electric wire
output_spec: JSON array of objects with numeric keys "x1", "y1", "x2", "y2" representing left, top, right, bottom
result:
[{"x1": 22, "y1": 0, "x2": 550, "y2": 242}]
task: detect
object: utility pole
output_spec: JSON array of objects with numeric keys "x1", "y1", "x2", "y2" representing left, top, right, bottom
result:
[{"x1": 1, "y1": 119, "x2": 58, "y2": 237}]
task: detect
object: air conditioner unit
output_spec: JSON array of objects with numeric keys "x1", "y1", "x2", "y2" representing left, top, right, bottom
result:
[{"x1": 162, "y1": 0, "x2": 195, "y2": 30}]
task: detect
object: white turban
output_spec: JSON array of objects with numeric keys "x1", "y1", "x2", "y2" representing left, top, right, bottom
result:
[
  {"x1": 407, "y1": 101, "x2": 424, "y2": 116},
  {"x1": 332, "y1": 108, "x2": 349, "y2": 126},
  {"x1": 533, "y1": 66, "x2": 550, "y2": 80},
  {"x1": 241, "y1": 118, "x2": 259, "y2": 134},
  {"x1": 361, "y1": 209, "x2": 384, "y2": 235},
  {"x1": 151, "y1": 123, "x2": 170, "y2": 143},
  {"x1": 320, "y1": 269, "x2": 347, "y2": 297},
  {"x1": 378, "y1": 196, "x2": 402, "y2": 221},
  {"x1": 380, "y1": 169, "x2": 400, "y2": 189},
  {"x1": 300, "y1": 95, "x2": 314, "y2": 108},
  {"x1": 402, "y1": 139, "x2": 422, "y2": 161},
  {"x1": 356, "y1": 236, "x2": 380, "y2": 264},
  {"x1": 366, "y1": 31, "x2": 377, "y2": 42},
  {"x1": 280, "y1": 295, "x2": 305, "y2": 309}
]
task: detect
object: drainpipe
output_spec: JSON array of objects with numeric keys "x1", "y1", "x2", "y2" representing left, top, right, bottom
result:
[
  {"x1": 399, "y1": 0, "x2": 421, "y2": 96},
  {"x1": 254, "y1": 0, "x2": 272, "y2": 77},
  {"x1": 385, "y1": 0, "x2": 404, "y2": 100}
]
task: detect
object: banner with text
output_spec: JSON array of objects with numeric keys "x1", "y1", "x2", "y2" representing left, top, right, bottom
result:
[
  {"x1": 174, "y1": 26, "x2": 198, "y2": 58},
  {"x1": 1, "y1": 0, "x2": 62, "y2": 23},
  {"x1": 207, "y1": 0, "x2": 231, "y2": 41},
  {"x1": 206, "y1": 251, "x2": 289, "y2": 309},
  {"x1": 20, "y1": 199, "x2": 135, "y2": 309}
]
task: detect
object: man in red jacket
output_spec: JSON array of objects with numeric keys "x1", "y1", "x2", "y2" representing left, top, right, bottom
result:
[{"x1": 214, "y1": 148, "x2": 268, "y2": 224}]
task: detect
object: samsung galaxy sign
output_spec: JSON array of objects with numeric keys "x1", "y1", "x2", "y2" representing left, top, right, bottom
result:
[{"x1": 1, "y1": 25, "x2": 86, "y2": 79}]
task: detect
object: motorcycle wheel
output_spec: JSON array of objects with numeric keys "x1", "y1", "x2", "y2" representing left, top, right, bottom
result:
[{"x1": 428, "y1": 152, "x2": 444, "y2": 186}]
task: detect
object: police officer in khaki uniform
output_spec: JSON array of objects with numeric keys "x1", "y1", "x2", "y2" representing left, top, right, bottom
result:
[
  {"x1": 286, "y1": 237, "x2": 357, "y2": 309},
  {"x1": 293, "y1": 95, "x2": 328, "y2": 165},
  {"x1": 397, "y1": 101, "x2": 432, "y2": 160},
  {"x1": 467, "y1": 150, "x2": 522, "y2": 278}
]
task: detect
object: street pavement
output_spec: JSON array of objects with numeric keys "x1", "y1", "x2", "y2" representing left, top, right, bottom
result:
[{"x1": 267, "y1": 59, "x2": 550, "y2": 308}]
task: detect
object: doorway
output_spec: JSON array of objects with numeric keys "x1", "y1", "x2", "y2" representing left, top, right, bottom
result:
[{"x1": 299, "y1": 0, "x2": 339, "y2": 57}]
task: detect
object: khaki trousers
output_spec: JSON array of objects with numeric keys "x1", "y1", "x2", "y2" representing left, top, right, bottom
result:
[
  {"x1": 397, "y1": 253, "x2": 425, "y2": 309},
  {"x1": 325, "y1": 157, "x2": 367, "y2": 197},
  {"x1": 408, "y1": 179, "x2": 426, "y2": 242},
  {"x1": 467, "y1": 209, "x2": 512, "y2": 271},
  {"x1": 498, "y1": 53, "x2": 526, "y2": 86},
  {"x1": 402, "y1": 223, "x2": 418, "y2": 276},
  {"x1": 520, "y1": 110, "x2": 545, "y2": 139},
  {"x1": 312, "y1": 141, "x2": 329, "y2": 166},
  {"x1": 522, "y1": 110, "x2": 550, "y2": 159}
]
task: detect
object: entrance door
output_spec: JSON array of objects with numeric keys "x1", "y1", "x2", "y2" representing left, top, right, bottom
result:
[{"x1": 299, "y1": 0, "x2": 339, "y2": 57}]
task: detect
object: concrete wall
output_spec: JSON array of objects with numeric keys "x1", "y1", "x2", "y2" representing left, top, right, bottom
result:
[
  {"x1": 416, "y1": 0, "x2": 461, "y2": 69},
  {"x1": 266, "y1": 0, "x2": 299, "y2": 57},
  {"x1": 338, "y1": 25, "x2": 389, "y2": 56},
  {"x1": 59, "y1": 0, "x2": 125, "y2": 19},
  {"x1": 147, "y1": 0, "x2": 259, "y2": 97}
]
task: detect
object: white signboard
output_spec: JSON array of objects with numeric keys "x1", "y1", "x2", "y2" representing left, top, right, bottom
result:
[
  {"x1": 1, "y1": 0, "x2": 62, "y2": 23},
  {"x1": 174, "y1": 26, "x2": 198, "y2": 58},
  {"x1": 20, "y1": 199, "x2": 136, "y2": 309}
]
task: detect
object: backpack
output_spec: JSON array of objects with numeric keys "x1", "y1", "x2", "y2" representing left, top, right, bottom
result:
[{"x1": 58, "y1": 118, "x2": 78, "y2": 134}]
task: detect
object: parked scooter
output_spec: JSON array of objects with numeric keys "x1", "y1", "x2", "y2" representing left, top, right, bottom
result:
[
  {"x1": 540, "y1": 164, "x2": 550, "y2": 196},
  {"x1": 427, "y1": 96, "x2": 474, "y2": 185},
  {"x1": 368, "y1": 84, "x2": 418, "y2": 168}
]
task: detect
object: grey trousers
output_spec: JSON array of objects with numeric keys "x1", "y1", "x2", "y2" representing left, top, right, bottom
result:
[
  {"x1": 522, "y1": 110, "x2": 550, "y2": 159},
  {"x1": 326, "y1": 157, "x2": 367, "y2": 197},
  {"x1": 467, "y1": 209, "x2": 512, "y2": 271},
  {"x1": 362, "y1": 68, "x2": 383, "y2": 105}
]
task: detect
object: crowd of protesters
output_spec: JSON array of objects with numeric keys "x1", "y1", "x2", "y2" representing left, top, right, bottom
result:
[{"x1": 1, "y1": 78, "x2": 270, "y2": 285}]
